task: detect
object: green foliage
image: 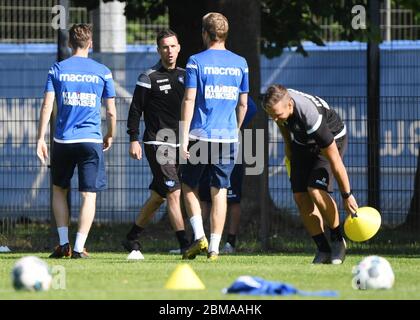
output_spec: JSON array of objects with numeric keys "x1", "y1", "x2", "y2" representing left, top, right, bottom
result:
[
  {"x1": 261, "y1": 0, "x2": 370, "y2": 58},
  {"x1": 71, "y1": 0, "x2": 419, "y2": 57}
]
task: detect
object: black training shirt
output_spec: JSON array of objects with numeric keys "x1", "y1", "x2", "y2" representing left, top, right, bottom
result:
[{"x1": 127, "y1": 61, "x2": 185, "y2": 145}]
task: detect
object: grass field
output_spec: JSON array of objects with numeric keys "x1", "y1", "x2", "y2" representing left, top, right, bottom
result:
[{"x1": 1, "y1": 252, "x2": 420, "y2": 300}]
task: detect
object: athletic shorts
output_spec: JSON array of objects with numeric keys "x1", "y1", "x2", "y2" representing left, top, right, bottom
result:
[
  {"x1": 199, "y1": 163, "x2": 244, "y2": 203},
  {"x1": 290, "y1": 136, "x2": 347, "y2": 194},
  {"x1": 144, "y1": 144, "x2": 180, "y2": 198},
  {"x1": 180, "y1": 141, "x2": 238, "y2": 190},
  {"x1": 51, "y1": 141, "x2": 106, "y2": 192}
]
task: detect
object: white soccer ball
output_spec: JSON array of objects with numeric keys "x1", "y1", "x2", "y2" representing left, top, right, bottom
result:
[
  {"x1": 352, "y1": 255, "x2": 395, "y2": 290},
  {"x1": 11, "y1": 256, "x2": 52, "y2": 291}
]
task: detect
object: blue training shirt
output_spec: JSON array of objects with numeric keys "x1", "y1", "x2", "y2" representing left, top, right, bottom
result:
[
  {"x1": 185, "y1": 49, "x2": 249, "y2": 142},
  {"x1": 44, "y1": 56, "x2": 116, "y2": 143}
]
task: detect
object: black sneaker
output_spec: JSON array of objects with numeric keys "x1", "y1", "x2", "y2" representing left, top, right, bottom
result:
[
  {"x1": 49, "y1": 243, "x2": 71, "y2": 259},
  {"x1": 121, "y1": 239, "x2": 141, "y2": 252},
  {"x1": 71, "y1": 249, "x2": 89, "y2": 259}
]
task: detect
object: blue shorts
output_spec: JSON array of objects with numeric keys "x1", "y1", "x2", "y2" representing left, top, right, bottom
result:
[
  {"x1": 199, "y1": 163, "x2": 244, "y2": 203},
  {"x1": 51, "y1": 142, "x2": 107, "y2": 192},
  {"x1": 180, "y1": 141, "x2": 237, "y2": 190}
]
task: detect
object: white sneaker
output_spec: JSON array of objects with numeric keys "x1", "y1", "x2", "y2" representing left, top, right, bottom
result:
[
  {"x1": 220, "y1": 242, "x2": 235, "y2": 254},
  {"x1": 168, "y1": 248, "x2": 181, "y2": 254},
  {"x1": 0, "y1": 246, "x2": 11, "y2": 253},
  {"x1": 127, "y1": 250, "x2": 144, "y2": 260}
]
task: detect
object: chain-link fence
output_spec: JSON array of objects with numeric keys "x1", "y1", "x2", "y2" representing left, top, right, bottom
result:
[
  {"x1": 268, "y1": 96, "x2": 420, "y2": 228},
  {"x1": 0, "y1": 97, "x2": 167, "y2": 236},
  {"x1": 1, "y1": 96, "x2": 419, "y2": 234}
]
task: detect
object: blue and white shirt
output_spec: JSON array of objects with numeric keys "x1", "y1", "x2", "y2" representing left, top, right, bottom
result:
[
  {"x1": 44, "y1": 56, "x2": 116, "y2": 143},
  {"x1": 185, "y1": 49, "x2": 249, "y2": 143}
]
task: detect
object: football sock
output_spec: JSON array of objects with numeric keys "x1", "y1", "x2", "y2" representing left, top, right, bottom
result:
[
  {"x1": 312, "y1": 233, "x2": 331, "y2": 252},
  {"x1": 209, "y1": 233, "x2": 222, "y2": 254},
  {"x1": 329, "y1": 226, "x2": 344, "y2": 242},
  {"x1": 74, "y1": 232, "x2": 87, "y2": 253},
  {"x1": 175, "y1": 230, "x2": 189, "y2": 249},
  {"x1": 57, "y1": 227, "x2": 69, "y2": 246},
  {"x1": 190, "y1": 215, "x2": 205, "y2": 240},
  {"x1": 226, "y1": 234, "x2": 236, "y2": 247},
  {"x1": 126, "y1": 223, "x2": 144, "y2": 240}
]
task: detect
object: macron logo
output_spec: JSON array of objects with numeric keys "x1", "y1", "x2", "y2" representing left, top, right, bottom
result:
[
  {"x1": 59, "y1": 73, "x2": 99, "y2": 84},
  {"x1": 204, "y1": 66, "x2": 241, "y2": 76}
]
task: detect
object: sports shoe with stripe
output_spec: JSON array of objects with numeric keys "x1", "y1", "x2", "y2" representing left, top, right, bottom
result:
[
  {"x1": 71, "y1": 248, "x2": 89, "y2": 259},
  {"x1": 312, "y1": 250, "x2": 331, "y2": 264},
  {"x1": 207, "y1": 251, "x2": 219, "y2": 261},
  {"x1": 49, "y1": 243, "x2": 71, "y2": 259},
  {"x1": 331, "y1": 238, "x2": 346, "y2": 265},
  {"x1": 182, "y1": 237, "x2": 208, "y2": 260}
]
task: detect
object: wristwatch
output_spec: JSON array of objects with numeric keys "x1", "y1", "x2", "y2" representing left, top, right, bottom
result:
[{"x1": 341, "y1": 190, "x2": 353, "y2": 199}]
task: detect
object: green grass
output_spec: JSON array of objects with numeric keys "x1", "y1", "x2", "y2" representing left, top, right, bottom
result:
[{"x1": 1, "y1": 252, "x2": 420, "y2": 300}]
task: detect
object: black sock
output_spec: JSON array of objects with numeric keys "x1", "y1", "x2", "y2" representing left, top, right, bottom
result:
[
  {"x1": 126, "y1": 224, "x2": 143, "y2": 240},
  {"x1": 226, "y1": 234, "x2": 236, "y2": 247},
  {"x1": 176, "y1": 230, "x2": 189, "y2": 249},
  {"x1": 329, "y1": 226, "x2": 343, "y2": 242},
  {"x1": 312, "y1": 233, "x2": 331, "y2": 252}
]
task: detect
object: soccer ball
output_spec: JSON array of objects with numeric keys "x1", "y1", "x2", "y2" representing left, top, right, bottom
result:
[
  {"x1": 352, "y1": 255, "x2": 395, "y2": 290},
  {"x1": 11, "y1": 256, "x2": 52, "y2": 291}
]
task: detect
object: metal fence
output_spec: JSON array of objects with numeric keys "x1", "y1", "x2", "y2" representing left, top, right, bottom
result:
[
  {"x1": 320, "y1": 7, "x2": 420, "y2": 41},
  {"x1": 1, "y1": 96, "x2": 419, "y2": 234},
  {"x1": 0, "y1": 97, "x2": 167, "y2": 234},
  {"x1": 268, "y1": 96, "x2": 420, "y2": 228},
  {"x1": 0, "y1": 0, "x2": 169, "y2": 45}
]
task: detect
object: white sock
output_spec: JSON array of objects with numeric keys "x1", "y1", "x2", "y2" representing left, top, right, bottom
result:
[
  {"x1": 74, "y1": 232, "x2": 88, "y2": 253},
  {"x1": 57, "y1": 227, "x2": 69, "y2": 246},
  {"x1": 190, "y1": 215, "x2": 205, "y2": 240},
  {"x1": 209, "y1": 233, "x2": 222, "y2": 254}
]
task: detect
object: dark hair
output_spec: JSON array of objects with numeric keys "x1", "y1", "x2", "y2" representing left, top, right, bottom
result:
[
  {"x1": 262, "y1": 84, "x2": 289, "y2": 110},
  {"x1": 69, "y1": 24, "x2": 92, "y2": 50},
  {"x1": 156, "y1": 29, "x2": 179, "y2": 47},
  {"x1": 202, "y1": 12, "x2": 229, "y2": 42}
]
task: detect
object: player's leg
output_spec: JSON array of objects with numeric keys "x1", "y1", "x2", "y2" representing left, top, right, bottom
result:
[
  {"x1": 307, "y1": 136, "x2": 348, "y2": 264},
  {"x1": 49, "y1": 142, "x2": 75, "y2": 258},
  {"x1": 72, "y1": 142, "x2": 107, "y2": 258},
  {"x1": 167, "y1": 189, "x2": 189, "y2": 252},
  {"x1": 123, "y1": 144, "x2": 170, "y2": 252},
  {"x1": 222, "y1": 202, "x2": 240, "y2": 253},
  {"x1": 307, "y1": 187, "x2": 345, "y2": 264},
  {"x1": 73, "y1": 191, "x2": 96, "y2": 258},
  {"x1": 208, "y1": 186, "x2": 227, "y2": 259},
  {"x1": 293, "y1": 192, "x2": 331, "y2": 264},
  {"x1": 159, "y1": 145, "x2": 190, "y2": 252},
  {"x1": 181, "y1": 183, "x2": 208, "y2": 259},
  {"x1": 180, "y1": 141, "x2": 209, "y2": 259},
  {"x1": 207, "y1": 142, "x2": 236, "y2": 260},
  {"x1": 222, "y1": 163, "x2": 244, "y2": 253},
  {"x1": 290, "y1": 142, "x2": 331, "y2": 264}
]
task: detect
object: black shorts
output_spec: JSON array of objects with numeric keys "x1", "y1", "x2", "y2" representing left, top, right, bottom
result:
[
  {"x1": 51, "y1": 141, "x2": 106, "y2": 192},
  {"x1": 144, "y1": 144, "x2": 181, "y2": 198},
  {"x1": 290, "y1": 136, "x2": 347, "y2": 194},
  {"x1": 198, "y1": 163, "x2": 244, "y2": 203}
]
